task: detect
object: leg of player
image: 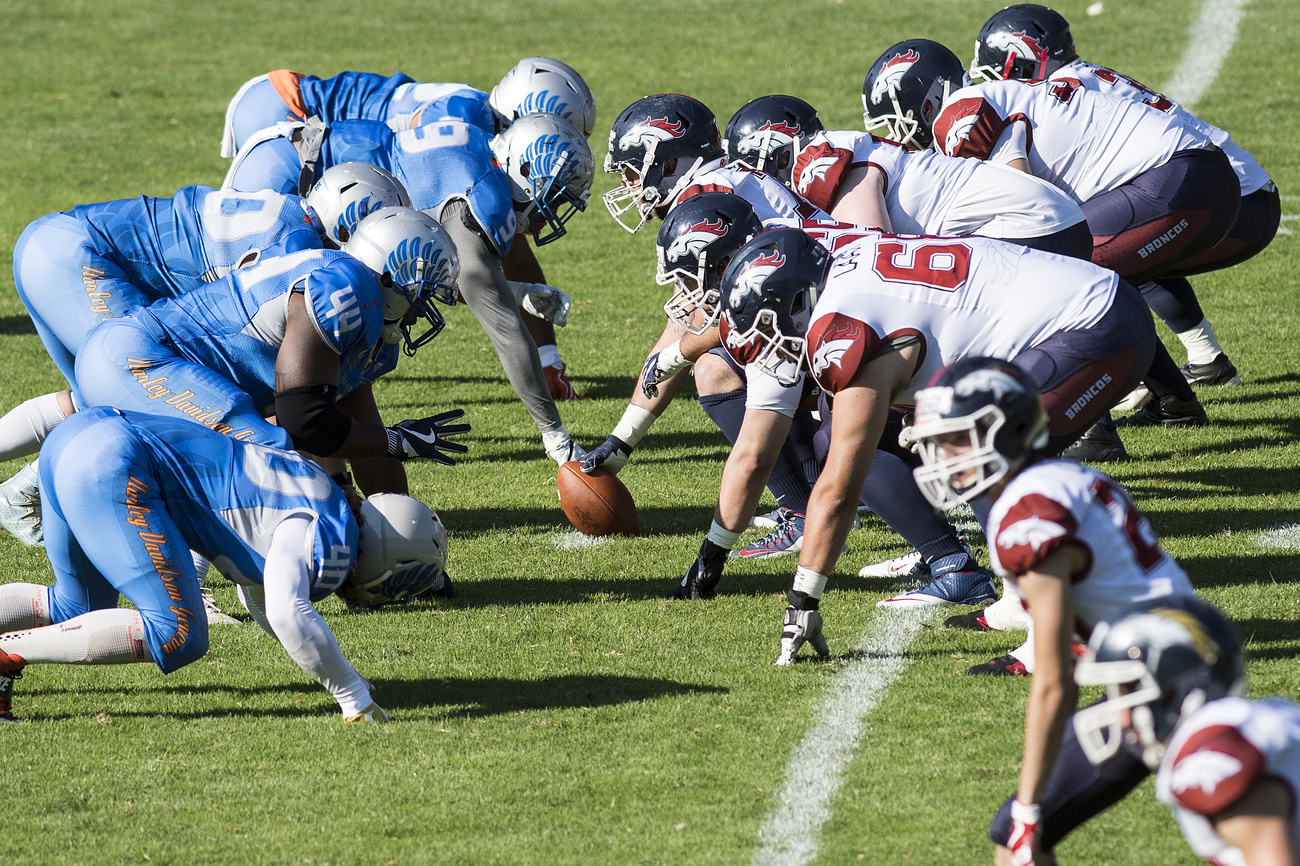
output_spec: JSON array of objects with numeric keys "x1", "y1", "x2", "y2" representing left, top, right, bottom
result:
[
  {"x1": 502, "y1": 239, "x2": 581, "y2": 401},
  {"x1": 438, "y1": 200, "x2": 584, "y2": 464}
]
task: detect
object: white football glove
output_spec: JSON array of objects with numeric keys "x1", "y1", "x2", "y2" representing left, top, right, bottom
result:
[
  {"x1": 1006, "y1": 800, "x2": 1041, "y2": 865},
  {"x1": 510, "y1": 281, "x2": 572, "y2": 327},
  {"x1": 775, "y1": 606, "x2": 830, "y2": 666},
  {"x1": 343, "y1": 702, "x2": 389, "y2": 725}
]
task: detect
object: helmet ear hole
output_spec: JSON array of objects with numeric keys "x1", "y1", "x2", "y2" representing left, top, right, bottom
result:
[{"x1": 336, "y1": 226, "x2": 350, "y2": 244}]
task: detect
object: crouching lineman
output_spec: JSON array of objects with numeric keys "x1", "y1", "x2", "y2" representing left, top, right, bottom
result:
[
  {"x1": 711, "y1": 229, "x2": 1158, "y2": 664},
  {"x1": 0, "y1": 407, "x2": 449, "y2": 723},
  {"x1": 1073, "y1": 605, "x2": 1298, "y2": 865}
]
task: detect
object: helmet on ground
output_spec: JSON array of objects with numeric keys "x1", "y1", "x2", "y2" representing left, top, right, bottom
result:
[
  {"x1": 303, "y1": 162, "x2": 412, "y2": 246},
  {"x1": 603, "y1": 93, "x2": 724, "y2": 233},
  {"x1": 343, "y1": 207, "x2": 459, "y2": 354},
  {"x1": 723, "y1": 95, "x2": 824, "y2": 186},
  {"x1": 341, "y1": 493, "x2": 449, "y2": 608},
  {"x1": 492, "y1": 113, "x2": 594, "y2": 245},
  {"x1": 910, "y1": 357, "x2": 1048, "y2": 511},
  {"x1": 656, "y1": 191, "x2": 765, "y2": 334},
  {"x1": 1073, "y1": 597, "x2": 1246, "y2": 769},
  {"x1": 862, "y1": 39, "x2": 969, "y2": 149},
  {"x1": 490, "y1": 56, "x2": 597, "y2": 138},
  {"x1": 718, "y1": 227, "x2": 832, "y2": 384},
  {"x1": 971, "y1": 4, "x2": 1078, "y2": 84}
]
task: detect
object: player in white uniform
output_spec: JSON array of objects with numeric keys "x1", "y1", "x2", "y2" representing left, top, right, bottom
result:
[
  {"x1": 905, "y1": 358, "x2": 1218, "y2": 865},
  {"x1": 1071, "y1": 604, "x2": 1297, "y2": 865},
  {"x1": 970, "y1": 4, "x2": 1280, "y2": 389},
  {"x1": 709, "y1": 228, "x2": 1161, "y2": 662}
]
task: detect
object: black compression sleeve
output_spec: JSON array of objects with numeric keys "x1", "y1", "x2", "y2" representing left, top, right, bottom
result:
[{"x1": 275, "y1": 384, "x2": 353, "y2": 456}]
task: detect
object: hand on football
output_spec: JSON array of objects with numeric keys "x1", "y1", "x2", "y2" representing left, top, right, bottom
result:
[
  {"x1": 386, "y1": 409, "x2": 471, "y2": 464},
  {"x1": 670, "y1": 538, "x2": 729, "y2": 600},
  {"x1": 343, "y1": 702, "x2": 389, "y2": 725},
  {"x1": 775, "y1": 605, "x2": 829, "y2": 666},
  {"x1": 580, "y1": 435, "x2": 633, "y2": 474}
]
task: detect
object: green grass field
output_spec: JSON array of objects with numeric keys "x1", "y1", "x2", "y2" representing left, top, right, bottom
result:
[{"x1": 1, "y1": 0, "x2": 1297, "y2": 863}]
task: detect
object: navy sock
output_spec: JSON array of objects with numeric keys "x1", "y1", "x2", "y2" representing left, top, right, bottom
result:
[
  {"x1": 1139, "y1": 277, "x2": 1204, "y2": 333},
  {"x1": 698, "y1": 389, "x2": 812, "y2": 513},
  {"x1": 860, "y1": 450, "x2": 964, "y2": 560},
  {"x1": 1143, "y1": 340, "x2": 1196, "y2": 401}
]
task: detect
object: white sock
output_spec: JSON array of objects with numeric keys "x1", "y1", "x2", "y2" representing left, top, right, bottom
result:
[
  {"x1": 1008, "y1": 628, "x2": 1034, "y2": 673},
  {"x1": 537, "y1": 344, "x2": 562, "y2": 368},
  {"x1": 192, "y1": 552, "x2": 212, "y2": 583},
  {"x1": 0, "y1": 583, "x2": 52, "y2": 632},
  {"x1": 0, "y1": 608, "x2": 149, "y2": 665},
  {"x1": 1176, "y1": 318, "x2": 1225, "y2": 366},
  {"x1": 981, "y1": 579, "x2": 1033, "y2": 631},
  {"x1": 0, "y1": 393, "x2": 69, "y2": 462}
]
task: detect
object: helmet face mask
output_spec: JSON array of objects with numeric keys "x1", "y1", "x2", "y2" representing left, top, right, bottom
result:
[
  {"x1": 910, "y1": 358, "x2": 1048, "y2": 511},
  {"x1": 603, "y1": 94, "x2": 724, "y2": 233},
  {"x1": 723, "y1": 95, "x2": 824, "y2": 187},
  {"x1": 655, "y1": 192, "x2": 764, "y2": 334},
  {"x1": 970, "y1": 4, "x2": 1078, "y2": 84},
  {"x1": 341, "y1": 493, "x2": 449, "y2": 609},
  {"x1": 1073, "y1": 601, "x2": 1247, "y2": 769},
  {"x1": 343, "y1": 207, "x2": 460, "y2": 356},
  {"x1": 303, "y1": 162, "x2": 412, "y2": 247},
  {"x1": 862, "y1": 39, "x2": 969, "y2": 149},
  {"x1": 493, "y1": 114, "x2": 594, "y2": 245}
]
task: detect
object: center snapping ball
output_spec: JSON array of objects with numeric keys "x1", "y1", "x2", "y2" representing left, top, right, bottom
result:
[{"x1": 556, "y1": 461, "x2": 639, "y2": 537}]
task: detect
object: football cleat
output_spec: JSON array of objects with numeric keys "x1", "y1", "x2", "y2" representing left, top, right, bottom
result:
[
  {"x1": 202, "y1": 588, "x2": 242, "y2": 626},
  {"x1": 1180, "y1": 352, "x2": 1240, "y2": 386},
  {"x1": 858, "y1": 549, "x2": 925, "y2": 579},
  {"x1": 749, "y1": 508, "x2": 782, "y2": 529},
  {"x1": 1114, "y1": 395, "x2": 1208, "y2": 428},
  {"x1": 730, "y1": 509, "x2": 804, "y2": 559},
  {"x1": 0, "y1": 462, "x2": 43, "y2": 547},
  {"x1": 0, "y1": 649, "x2": 27, "y2": 722},
  {"x1": 965, "y1": 654, "x2": 1029, "y2": 677},
  {"x1": 343, "y1": 702, "x2": 389, "y2": 724},
  {"x1": 543, "y1": 362, "x2": 581, "y2": 400},
  {"x1": 1112, "y1": 384, "x2": 1152, "y2": 414},
  {"x1": 1060, "y1": 416, "x2": 1129, "y2": 463},
  {"x1": 944, "y1": 608, "x2": 994, "y2": 632},
  {"x1": 876, "y1": 553, "x2": 997, "y2": 609}
]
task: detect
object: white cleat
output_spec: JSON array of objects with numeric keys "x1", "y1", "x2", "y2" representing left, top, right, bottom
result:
[
  {"x1": 0, "y1": 462, "x2": 43, "y2": 547},
  {"x1": 202, "y1": 589, "x2": 242, "y2": 626},
  {"x1": 858, "y1": 549, "x2": 923, "y2": 578},
  {"x1": 749, "y1": 508, "x2": 782, "y2": 529},
  {"x1": 1112, "y1": 384, "x2": 1152, "y2": 413}
]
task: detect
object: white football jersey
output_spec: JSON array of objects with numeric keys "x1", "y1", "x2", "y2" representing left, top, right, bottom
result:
[
  {"x1": 793, "y1": 130, "x2": 1082, "y2": 238},
  {"x1": 1157, "y1": 697, "x2": 1300, "y2": 865},
  {"x1": 673, "y1": 158, "x2": 830, "y2": 224},
  {"x1": 933, "y1": 79, "x2": 1212, "y2": 204},
  {"x1": 801, "y1": 232, "x2": 1117, "y2": 402},
  {"x1": 988, "y1": 460, "x2": 1193, "y2": 633},
  {"x1": 1050, "y1": 61, "x2": 1272, "y2": 196}
]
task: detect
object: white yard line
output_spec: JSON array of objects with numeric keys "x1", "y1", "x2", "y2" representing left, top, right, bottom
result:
[
  {"x1": 752, "y1": 610, "x2": 928, "y2": 866},
  {"x1": 1162, "y1": 0, "x2": 1251, "y2": 108}
]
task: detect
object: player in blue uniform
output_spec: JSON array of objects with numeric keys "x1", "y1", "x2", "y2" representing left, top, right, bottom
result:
[
  {"x1": 0, "y1": 407, "x2": 448, "y2": 723},
  {"x1": 0, "y1": 164, "x2": 411, "y2": 545},
  {"x1": 224, "y1": 112, "x2": 594, "y2": 462}
]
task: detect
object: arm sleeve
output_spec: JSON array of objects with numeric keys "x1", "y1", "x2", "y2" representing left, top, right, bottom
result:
[{"x1": 261, "y1": 513, "x2": 373, "y2": 716}]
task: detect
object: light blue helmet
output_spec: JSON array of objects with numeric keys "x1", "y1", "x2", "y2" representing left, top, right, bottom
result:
[
  {"x1": 492, "y1": 114, "x2": 594, "y2": 245},
  {"x1": 489, "y1": 57, "x2": 596, "y2": 138},
  {"x1": 343, "y1": 207, "x2": 459, "y2": 354}
]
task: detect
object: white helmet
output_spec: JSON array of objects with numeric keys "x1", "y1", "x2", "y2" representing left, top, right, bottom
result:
[
  {"x1": 303, "y1": 162, "x2": 411, "y2": 246},
  {"x1": 489, "y1": 56, "x2": 596, "y2": 138},
  {"x1": 492, "y1": 114, "x2": 594, "y2": 245},
  {"x1": 341, "y1": 493, "x2": 449, "y2": 608},
  {"x1": 342, "y1": 207, "x2": 459, "y2": 354}
]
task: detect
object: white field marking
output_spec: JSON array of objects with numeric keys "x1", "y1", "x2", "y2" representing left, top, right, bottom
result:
[
  {"x1": 1162, "y1": 0, "x2": 1250, "y2": 108},
  {"x1": 1253, "y1": 523, "x2": 1300, "y2": 550},
  {"x1": 552, "y1": 530, "x2": 611, "y2": 550},
  {"x1": 1282, "y1": 195, "x2": 1300, "y2": 201},
  {"x1": 753, "y1": 609, "x2": 929, "y2": 866}
]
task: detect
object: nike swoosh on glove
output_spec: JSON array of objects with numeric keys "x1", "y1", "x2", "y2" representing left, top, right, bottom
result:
[{"x1": 385, "y1": 409, "x2": 471, "y2": 464}]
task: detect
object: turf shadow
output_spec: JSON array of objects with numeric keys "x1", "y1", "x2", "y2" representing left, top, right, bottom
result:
[
  {"x1": 0, "y1": 315, "x2": 36, "y2": 336},
  {"x1": 371, "y1": 673, "x2": 727, "y2": 719}
]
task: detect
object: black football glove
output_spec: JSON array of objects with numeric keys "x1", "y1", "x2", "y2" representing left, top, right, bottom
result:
[
  {"x1": 385, "y1": 409, "x2": 471, "y2": 464},
  {"x1": 670, "y1": 538, "x2": 729, "y2": 600},
  {"x1": 580, "y1": 435, "x2": 633, "y2": 474}
]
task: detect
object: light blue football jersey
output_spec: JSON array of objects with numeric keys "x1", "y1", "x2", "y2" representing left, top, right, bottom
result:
[
  {"x1": 45, "y1": 406, "x2": 357, "y2": 602},
  {"x1": 69, "y1": 186, "x2": 324, "y2": 297},
  {"x1": 298, "y1": 71, "x2": 495, "y2": 133},
  {"x1": 131, "y1": 248, "x2": 396, "y2": 414}
]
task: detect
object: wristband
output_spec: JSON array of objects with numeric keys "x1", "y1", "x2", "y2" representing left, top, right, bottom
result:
[
  {"x1": 657, "y1": 340, "x2": 688, "y2": 372},
  {"x1": 1010, "y1": 800, "x2": 1041, "y2": 824},
  {"x1": 792, "y1": 566, "x2": 828, "y2": 599},
  {"x1": 706, "y1": 520, "x2": 742, "y2": 550},
  {"x1": 384, "y1": 427, "x2": 405, "y2": 458},
  {"x1": 611, "y1": 404, "x2": 657, "y2": 448}
]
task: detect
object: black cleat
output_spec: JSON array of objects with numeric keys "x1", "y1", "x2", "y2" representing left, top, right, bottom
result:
[
  {"x1": 1060, "y1": 416, "x2": 1129, "y2": 463},
  {"x1": 1180, "y1": 353, "x2": 1240, "y2": 386},
  {"x1": 944, "y1": 608, "x2": 995, "y2": 632},
  {"x1": 965, "y1": 654, "x2": 1029, "y2": 677},
  {"x1": 1115, "y1": 395, "x2": 1208, "y2": 428}
]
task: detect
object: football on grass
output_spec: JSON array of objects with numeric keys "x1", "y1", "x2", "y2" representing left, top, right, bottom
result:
[{"x1": 556, "y1": 462, "x2": 639, "y2": 537}]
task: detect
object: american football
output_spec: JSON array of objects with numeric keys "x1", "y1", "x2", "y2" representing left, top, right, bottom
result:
[{"x1": 556, "y1": 461, "x2": 639, "y2": 537}]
